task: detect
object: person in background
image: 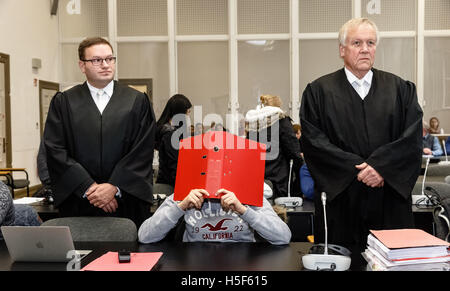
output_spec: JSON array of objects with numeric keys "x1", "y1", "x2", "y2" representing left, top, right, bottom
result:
[
  {"x1": 0, "y1": 181, "x2": 15, "y2": 240},
  {"x1": 206, "y1": 122, "x2": 216, "y2": 132},
  {"x1": 214, "y1": 123, "x2": 227, "y2": 132},
  {"x1": 155, "y1": 94, "x2": 192, "y2": 188},
  {"x1": 246, "y1": 95, "x2": 302, "y2": 198},
  {"x1": 291, "y1": 124, "x2": 303, "y2": 196},
  {"x1": 429, "y1": 117, "x2": 444, "y2": 134},
  {"x1": 299, "y1": 164, "x2": 314, "y2": 200},
  {"x1": 44, "y1": 37, "x2": 156, "y2": 228},
  {"x1": 292, "y1": 124, "x2": 314, "y2": 200},
  {"x1": 0, "y1": 182, "x2": 41, "y2": 240},
  {"x1": 194, "y1": 123, "x2": 204, "y2": 136},
  {"x1": 300, "y1": 18, "x2": 423, "y2": 252},
  {"x1": 292, "y1": 124, "x2": 300, "y2": 139},
  {"x1": 423, "y1": 122, "x2": 443, "y2": 157},
  {"x1": 138, "y1": 185, "x2": 291, "y2": 245}
]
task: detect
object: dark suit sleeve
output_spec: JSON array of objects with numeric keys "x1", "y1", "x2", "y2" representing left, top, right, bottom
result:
[
  {"x1": 43, "y1": 92, "x2": 95, "y2": 204},
  {"x1": 365, "y1": 81, "x2": 423, "y2": 199},
  {"x1": 300, "y1": 84, "x2": 365, "y2": 201},
  {"x1": 108, "y1": 93, "x2": 156, "y2": 202}
]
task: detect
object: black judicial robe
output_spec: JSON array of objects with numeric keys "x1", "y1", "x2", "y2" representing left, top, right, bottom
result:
[
  {"x1": 44, "y1": 81, "x2": 156, "y2": 213},
  {"x1": 300, "y1": 68, "x2": 423, "y2": 249}
]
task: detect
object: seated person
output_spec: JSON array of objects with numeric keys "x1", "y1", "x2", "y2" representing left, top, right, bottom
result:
[
  {"x1": 246, "y1": 95, "x2": 302, "y2": 197},
  {"x1": 13, "y1": 204, "x2": 42, "y2": 227},
  {"x1": 0, "y1": 181, "x2": 41, "y2": 239},
  {"x1": 423, "y1": 123, "x2": 443, "y2": 156},
  {"x1": 156, "y1": 94, "x2": 192, "y2": 188},
  {"x1": 429, "y1": 117, "x2": 444, "y2": 134},
  {"x1": 194, "y1": 123, "x2": 204, "y2": 136},
  {"x1": 138, "y1": 185, "x2": 291, "y2": 245},
  {"x1": 291, "y1": 124, "x2": 304, "y2": 196},
  {"x1": 299, "y1": 164, "x2": 314, "y2": 200},
  {"x1": 0, "y1": 182, "x2": 15, "y2": 239}
]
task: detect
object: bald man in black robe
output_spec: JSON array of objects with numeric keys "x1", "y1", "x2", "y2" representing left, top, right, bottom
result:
[{"x1": 300, "y1": 19, "x2": 423, "y2": 253}]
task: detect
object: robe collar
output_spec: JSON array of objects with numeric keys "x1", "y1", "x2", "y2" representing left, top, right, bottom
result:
[
  {"x1": 86, "y1": 80, "x2": 114, "y2": 99},
  {"x1": 344, "y1": 67, "x2": 373, "y2": 86}
]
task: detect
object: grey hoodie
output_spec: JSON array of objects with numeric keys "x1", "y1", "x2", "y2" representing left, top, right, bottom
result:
[{"x1": 138, "y1": 194, "x2": 291, "y2": 245}]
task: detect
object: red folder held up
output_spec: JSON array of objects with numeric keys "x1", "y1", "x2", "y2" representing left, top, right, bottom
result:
[{"x1": 174, "y1": 131, "x2": 266, "y2": 207}]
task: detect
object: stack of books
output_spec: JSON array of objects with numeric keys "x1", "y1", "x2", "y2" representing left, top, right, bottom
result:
[{"x1": 363, "y1": 229, "x2": 450, "y2": 271}]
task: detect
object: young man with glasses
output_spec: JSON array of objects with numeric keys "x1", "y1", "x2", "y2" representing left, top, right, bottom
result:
[{"x1": 43, "y1": 37, "x2": 156, "y2": 227}]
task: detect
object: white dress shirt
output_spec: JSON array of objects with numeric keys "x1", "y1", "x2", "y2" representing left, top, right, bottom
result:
[
  {"x1": 86, "y1": 80, "x2": 114, "y2": 114},
  {"x1": 84, "y1": 80, "x2": 121, "y2": 198},
  {"x1": 344, "y1": 67, "x2": 373, "y2": 100}
]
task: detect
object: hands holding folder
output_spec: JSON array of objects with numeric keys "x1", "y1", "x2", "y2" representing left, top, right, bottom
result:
[{"x1": 177, "y1": 188, "x2": 247, "y2": 215}]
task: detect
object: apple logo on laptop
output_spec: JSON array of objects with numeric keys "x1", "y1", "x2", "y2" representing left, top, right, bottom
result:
[{"x1": 35, "y1": 242, "x2": 44, "y2": 249}]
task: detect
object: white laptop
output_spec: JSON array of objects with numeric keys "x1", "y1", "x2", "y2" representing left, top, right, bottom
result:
[{"x1": 1, "y1": 226, "x2": 88, "y2": 262}]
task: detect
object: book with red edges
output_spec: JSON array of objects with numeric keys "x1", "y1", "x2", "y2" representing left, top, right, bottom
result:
[
  {"x1": 173, "y1": 131, "x2": 266, "y2": 207},
  {"x1": 370, "y1": 229, "x2": 450, "y2": 249},
  {"x1": 367, "y1": 229, "x2": 450, "y2": 261}
]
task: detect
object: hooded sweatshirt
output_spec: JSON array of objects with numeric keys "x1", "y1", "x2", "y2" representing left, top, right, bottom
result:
[{"x1": 138, "y1": 194, "x2": 291, "y2": 245}]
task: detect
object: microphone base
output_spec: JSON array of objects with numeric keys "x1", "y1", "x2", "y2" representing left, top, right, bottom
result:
[
  {"x1": 412, "y1": 194, "x2": 433, "y2": 206},
  {"x1": 274, "y1": 196, "x2": 303, "y2": 207},
  {"x1": 302, "y1": 254, "x2": 351, "y2": 271}
]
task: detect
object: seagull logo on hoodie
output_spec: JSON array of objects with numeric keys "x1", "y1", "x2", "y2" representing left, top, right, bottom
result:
[{"x1": 201, "y1": 218, "x2": 232, "y2": 231}]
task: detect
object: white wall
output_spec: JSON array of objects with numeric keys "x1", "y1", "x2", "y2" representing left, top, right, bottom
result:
[{"x1": 0, "y1": 0, "x2": 60, "y2": 187}]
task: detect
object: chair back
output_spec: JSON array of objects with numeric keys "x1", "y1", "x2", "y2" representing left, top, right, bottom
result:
[
  {"x1": 153, "y1": 183, "x2": 174, "y2": 196},
  {"x1": 41, "y1": 217, "x2": 137, "y2": 242},
  {"x1": 445, "y1": 175, "x2": 450, "y2": 185},
  {"x1": 433, "y1": 205, "x2": 450, "y2": 242},
  {"x1": 427, "y1": 164, "x2": 450, "y2": 176},
  {"x1": 153, "y1": 183, "x2": 174, "y2": 207},
  {"x1": 412, "y1": 182, "x2": 450, "y2": 242},
  {"x1": 412, "y1": 181, "x2": 450, "y2": 196}
]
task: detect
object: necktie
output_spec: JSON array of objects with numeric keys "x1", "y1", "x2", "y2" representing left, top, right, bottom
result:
[
  {"x1": 96, "y1": 90, "x2": 108, "y2": 114},
  {"x1": 353, "y1": 80, "x2": 365, "y2": 99}
]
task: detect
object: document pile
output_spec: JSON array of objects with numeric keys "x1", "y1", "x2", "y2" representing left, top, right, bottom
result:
[{"x1": 363, "y1": 229, "x2": 450, "y2": 271}]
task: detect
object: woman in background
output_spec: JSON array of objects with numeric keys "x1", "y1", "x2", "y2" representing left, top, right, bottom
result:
[
  {"x1": 429, "y1": 117, "x2": 444, "y2": 134},
  {"x1": 245, "y1": 95, "x2": 302, "y2": 198},
  {"x1": 155, "y1": 94, "x2": 192, "y2": 188}
]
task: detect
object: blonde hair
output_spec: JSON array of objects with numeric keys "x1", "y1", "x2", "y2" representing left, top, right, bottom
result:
[
  {"x1": 260, "y1": 94, "x2": 282, "y2": 108},
  {"x1": 338, "y1": 18, "x2": 379, "y2": 46}
]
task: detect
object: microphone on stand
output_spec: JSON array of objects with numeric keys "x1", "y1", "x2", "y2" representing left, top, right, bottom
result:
[
  {"x1": 321, "y1": 192, "x2": 328, "y2": 255},
  {"x1": 274, "y1": 159, "x2": 303, "y2": 207},
  {"x1": 302, "y1": 192, "x2": 351, "y2": 271},
  {"x1": 288, "y1": 159, "x2": 293, "y2": 196},
  {"x1": 412, "y1": 156, "x2": 432, "y2": 205},
  {"x1": 422, "y1": 156, "x2": 430, "y2": 197}
]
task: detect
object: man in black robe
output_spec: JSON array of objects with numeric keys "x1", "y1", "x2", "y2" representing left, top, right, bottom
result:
[
  {"x1": 44, "y1": 37, "x2": 156, "y2": 227},
  {"x1": 300, "y1": 18, "x2": 423, "y2": 254}
]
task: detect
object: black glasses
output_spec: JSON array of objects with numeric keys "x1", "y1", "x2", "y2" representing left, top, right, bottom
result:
[{"x1": 81, "y1": 56, "x2": 116, "y2": 66}]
